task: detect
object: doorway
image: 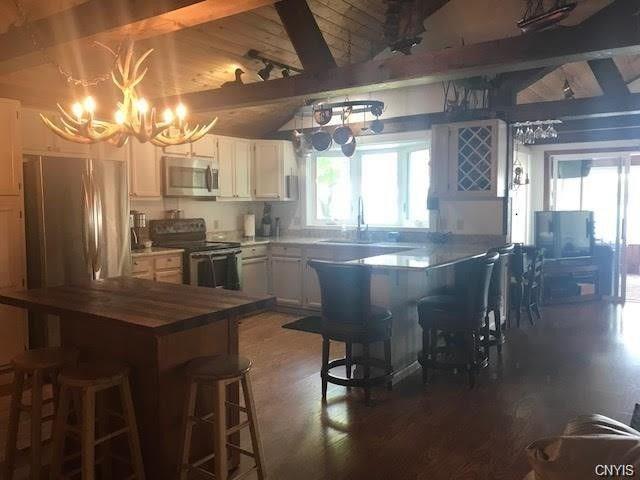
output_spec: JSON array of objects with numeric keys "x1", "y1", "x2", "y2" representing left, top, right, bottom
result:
[{"x1": 550, "y1": 152, "x2": 640, "y2": 302}]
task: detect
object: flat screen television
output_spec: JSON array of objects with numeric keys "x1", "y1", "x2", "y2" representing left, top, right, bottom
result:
[{"x1": 534, "y1": 211, "x2": 594, "y2": 259}]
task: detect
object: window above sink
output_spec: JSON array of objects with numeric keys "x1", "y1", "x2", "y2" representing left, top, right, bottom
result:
[{"x1": 306, "y1": 135, "x2": 431, "y2": 229}]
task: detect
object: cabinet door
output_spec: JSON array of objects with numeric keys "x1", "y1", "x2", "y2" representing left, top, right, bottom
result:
[
  {"x1": 131, "y1": 271, "x2": 154, "y2": 280},
  {"x1": 303, "y1": 249, "x2": 333, "y2": 308},
  {"x1": 129, "y1": 140, "x2": 161, "y2": 197},
  {"x1": 448, "y1": 121, "x2": 497, "y2": 198},
  {"x1": 191, "y1": 134, "x2": 217, "y2": 158},
  {"x1": 282, "y1": 142, "x2": 297, "y2": 200},
  {"x1": 270, "y1": 256, "x2": 302, "y2": 305},
  {"x1": 217, "y1": 136, "x2": 235, "y2": 198},
  {"x1": 242, "y1": 257, "x2": 269, "y2": 296},
  {"x1": 21, "y1": 108, "x2": 55, "y2": 153},
  {"x1": 0, "y1": 101, "x2": 21, "y2": 195},
  {"x1": 55, "y1": 136, "x2": 90, "y2": 156},
  {"x1": 163, "y1": 131, "x2": 191, "y2": 156},
  {"x1": 0, "y1": 196, "x2": 27, "y2": 366},
  {"x1": 234, "y1": 139, "x2": 252, "y2": 199},
  {"x1": 155, "y1": 269, "x2": 183, "y2": 284},
  {"x1": 254, "y1": 141, "x2": 282, "y2": 199}
]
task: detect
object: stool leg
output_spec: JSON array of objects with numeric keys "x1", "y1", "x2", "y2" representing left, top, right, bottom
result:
[
  {"x1": 50, "y1": 385, "x2": 71, "y2": 480},
  {"x1": 3, "y1": 370, "x2": 25, "y2": 480},
  {"x1": 119, "y1": 379, "x2": 146, "y2": 480},
  {"x1": 97, "y1": 393, "x2": 112, "y2": 479},
  {"x1": 241, "y1": 374, "x2": 266, "y2": 480},
  {"x1": 384, "y1": 339, "x2": 392, "y2": 391},
  {"x1": 321, "y1": 338, "x2": 329, "y2": 403},
  {"x1": 30, "y1": 369, "x2": 44, "y2": 480},
  {"x1": 495, "y1": 308, "x2": 503, "y2": 354},
  {"x1": 81, "y1": 388, "x2": 96, "y2": 480},
  {"x1": 213, "y1": 381, "x2": 228, "y2": 480},
  {"x1": 178, "y1": 382, "x2": 198, "y2": 480},
  {"x1": 345, "y1": 343, "x2": 352, "y2": 382},
  {"x1": 363, "y1": 343, "x2": 371, "y2": 405}
]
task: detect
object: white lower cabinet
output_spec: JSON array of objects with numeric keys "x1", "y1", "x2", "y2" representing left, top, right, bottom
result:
[
  {"x1": 242, "y1": 256, "x2": 269, "y2": 296},
  {"x1": 303, "y1": 248, "x2": 334, "y2": 309},
  {"x1": 270, "y1": 255, "x2": 303, "y2": 306}
]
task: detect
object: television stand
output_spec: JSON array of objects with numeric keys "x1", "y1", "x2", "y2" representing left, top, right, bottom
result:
[{"x1": 543, "y1": 257, "x2": 600, "y2": 304}]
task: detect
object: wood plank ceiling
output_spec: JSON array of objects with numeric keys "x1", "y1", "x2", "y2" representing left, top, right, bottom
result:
[
  {"x1": 0, "y1": 0, "x2": 639, "y2": 137},
  {"x1": 0, "y1": 0, "x2": 387, "y2": 137}
]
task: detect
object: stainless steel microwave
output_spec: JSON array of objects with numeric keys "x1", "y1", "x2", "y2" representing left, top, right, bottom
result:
[{"x1": 163, "y1": 156, "x2": 219, "y2": 197}]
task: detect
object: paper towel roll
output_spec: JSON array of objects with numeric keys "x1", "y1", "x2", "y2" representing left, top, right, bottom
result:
[{"x1": 243, "y1": 214, "x2": 256, "y2": 237}]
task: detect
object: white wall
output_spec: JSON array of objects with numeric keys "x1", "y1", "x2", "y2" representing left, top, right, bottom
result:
[{"x1": 130, "y1": 197, "x2": 265, "y2": 234}]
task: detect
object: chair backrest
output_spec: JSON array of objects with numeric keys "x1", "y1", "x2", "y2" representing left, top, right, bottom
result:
[
  {"x1": 527, "y1": 247, "x2": 545, "y2": 286},
  {"x1": 511, "y1": 243, "x2": 526, "y2": 280},
  {"x1": 452, "y1": 251, "x2": 499, "y2": 323},
  {"x1": 308, "y1": 260, "x2": 372, "y2": 328},
  {"x1": 488, "y1": 243, "x2": 515, "y2": 301}
]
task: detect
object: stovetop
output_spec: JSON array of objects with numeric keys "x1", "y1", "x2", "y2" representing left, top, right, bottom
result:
[{"x1": 149, "y1": 218, "x2": 240, "y2": 253}]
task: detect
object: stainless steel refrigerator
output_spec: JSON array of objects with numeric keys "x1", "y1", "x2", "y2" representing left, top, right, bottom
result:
[{"x1": 23, "y1": 155, "x2": 131, "y2": 346}]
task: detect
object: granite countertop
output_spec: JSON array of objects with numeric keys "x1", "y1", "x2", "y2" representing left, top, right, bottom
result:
[
  {"x1": 346, "y1": 245, "x2": 489, "y2": 271},
  {"x1": 131, "y1": 247, "x2": 185, "y2": 257},
  {"x1": 237, "y1": 236, "x2": 494, "y2": 271}
]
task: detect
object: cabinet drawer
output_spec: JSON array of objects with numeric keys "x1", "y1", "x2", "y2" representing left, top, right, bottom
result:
[
  {"x1": 155, "y1": 254, "x2": 182, "y2": 270},
  {"x1": 243, "y1": 245, "x2": 268, "y2": 259},
  {"x1": 131, "y1": 257, "x2": 152, "y2": 273},
  {"x1": 270, "y1": 245, "x2": 302, "y2": 257},
  {"x1": 155, "y1": 269, "x2": 183, "y2": 284},
  {"x1": 131, "y1": 271, "x2": 154, "y2": 280}
]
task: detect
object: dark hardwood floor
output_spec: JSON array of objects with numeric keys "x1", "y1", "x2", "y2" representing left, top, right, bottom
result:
[{"x1": 239, "y1": 301, "x2": 640, "y2": 480}]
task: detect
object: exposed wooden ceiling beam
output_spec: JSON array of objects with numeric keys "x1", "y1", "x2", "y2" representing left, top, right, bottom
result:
[
  {"x1": 275, "y1": 0, "x2": 336, "y2": 72},
  {"x1": 587, "y1": 58, "x2": 629, "y2": 96},
  {"x1": 511, "y1": 93, "x2": 640, "y2": 122},
  {"x1": 0, "y1": 0, "x2": 277, "y2": 74},
  {"x1": 164, "y1": 0, "x2": 640, "y2": 113}
]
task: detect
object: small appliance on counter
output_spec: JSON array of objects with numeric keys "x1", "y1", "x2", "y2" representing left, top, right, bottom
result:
[
  {"x1": 243, "y1": 213, "x2": 256, "y2": 238},
  {"x1": 130, "y1": 210, "x2": 149, "y2": 250},
  {"x1": 260, "y1": 204, "x2": 272, "y2": 237},
  {"x1": 165, "y1": 209, "x2": 182, "y2": 219}
]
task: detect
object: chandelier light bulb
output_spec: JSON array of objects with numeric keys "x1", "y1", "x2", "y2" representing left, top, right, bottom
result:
[
  {"x1": 83, "y1": 96, "x2": 96, "y2": 114},
  {"x1": 175, "y1": 103, "x2": 187, "y2": 120},
  {"x1": 163, "y1": 108, "x2": 174, "y2": 124},
  {"x1": 135, "y1": 98, "x2": 149, "y2": 114},
  {"x1": 114, "y1": 110, "x2": 125, "y2": 125},
  {"x1": 71, "y1": 102, "x2": 84, "y2": 119}
]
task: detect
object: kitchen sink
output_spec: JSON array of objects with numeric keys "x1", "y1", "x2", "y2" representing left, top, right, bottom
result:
[{"x1": 319, "y1": 239, "x2": 375, "y2": 245}]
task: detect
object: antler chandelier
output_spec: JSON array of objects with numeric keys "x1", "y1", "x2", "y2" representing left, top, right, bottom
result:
[{"x1": 41, "y1": 42, "x2": 217, "y2": 147}]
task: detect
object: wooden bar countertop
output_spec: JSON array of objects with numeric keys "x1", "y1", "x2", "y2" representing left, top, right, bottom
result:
[{"x1": 0, "y1": 276, "x2": 276, "y2": 335}]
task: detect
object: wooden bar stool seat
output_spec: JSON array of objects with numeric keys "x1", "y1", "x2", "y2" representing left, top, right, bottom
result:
[
  {"x1": 49, "y1": 362, "x2": 145, "y2": 480},
  {"x1": 179, "y1": 354, "x2": 265, "y2": 480},
  {"x1": 3, "y1": 347, "x2": 79, "y2": 480}
]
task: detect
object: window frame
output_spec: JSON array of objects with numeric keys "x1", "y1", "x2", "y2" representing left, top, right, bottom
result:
[{"x1": 306, "y1": 141, "x2": 431, "y2": 229}]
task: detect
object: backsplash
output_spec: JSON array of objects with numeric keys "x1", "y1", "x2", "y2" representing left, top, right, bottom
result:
[{"x1": 130, "y1": 197, "x2": 263, "y2": 233}]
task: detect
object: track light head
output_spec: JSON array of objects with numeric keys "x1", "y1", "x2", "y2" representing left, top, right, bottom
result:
[{"x1": 258, "y1": 62, "x2": 274, "y2": 81}]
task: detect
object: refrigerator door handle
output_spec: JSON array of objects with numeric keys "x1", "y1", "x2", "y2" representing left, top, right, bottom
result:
[{"x1": 82, "y1": 166, "x2": 103, "y2": 280}]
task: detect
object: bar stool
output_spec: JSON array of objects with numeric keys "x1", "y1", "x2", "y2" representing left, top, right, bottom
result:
[
  {"x1": 178, "y1": 354, "x2": 265, "y2": 480},
  {"x1": 3, "y1": 347, "x2": 79, "y2": 480},
  {"x1": 417, "y1": 251, "x2": 498, "y2": 388},
  {"x1": 49, "y1": 362, "x2": 145, "y2": 480},
  {"x1": 485, "y1": 243, "x2": 514, "y2": 354}
]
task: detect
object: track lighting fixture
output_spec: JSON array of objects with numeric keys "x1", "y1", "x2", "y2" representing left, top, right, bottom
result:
[
  {"x1": 258, "y1": 62, "x2": 274, "y2": 81},
  {"x1": 246, "y1": 49, "x2": 302, "y2": 81}
]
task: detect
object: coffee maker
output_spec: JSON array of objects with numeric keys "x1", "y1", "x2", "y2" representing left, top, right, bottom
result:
[{"x1": 130, "y1": 211, "x2": 148, "y2": 250}]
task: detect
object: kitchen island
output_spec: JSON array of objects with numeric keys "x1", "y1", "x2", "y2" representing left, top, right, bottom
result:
[
  {"x1": 345, "y1": 244, "x2": 492, "y2": 383},
  {"x1": 0, "y1": 277, "x2": 275, "y2": 479}
]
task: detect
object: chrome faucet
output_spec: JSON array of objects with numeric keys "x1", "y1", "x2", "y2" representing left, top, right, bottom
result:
[{"x1": 356, "y1": 196, "x2": 368, "y2": 240}]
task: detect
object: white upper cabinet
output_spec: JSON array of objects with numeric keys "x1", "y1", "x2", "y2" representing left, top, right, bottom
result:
[
  {"x1": 129, "y1": 139, "x2": 161, "y2": 197},
  {"x1": 430, "y1": 119, "x2": 507, "y2": 199},
  {"x1": 91, "y1": 140, "x2": 128, "y2": 162},
  {"x1": 217, "y1": 136, "x2": 253, "y2": 201},
  {"x1": 191, "y1": 134, "x2": 217, "y2": 158},
  {"x1": 0, "y1": 99, "x2": 22, "y2": 195},
  {"x1": 253, "y1": 140, "x2": 297, "y2": 201},
  {"x1": 22, "y1": 108, "x2": 90, "y2": 156}
]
